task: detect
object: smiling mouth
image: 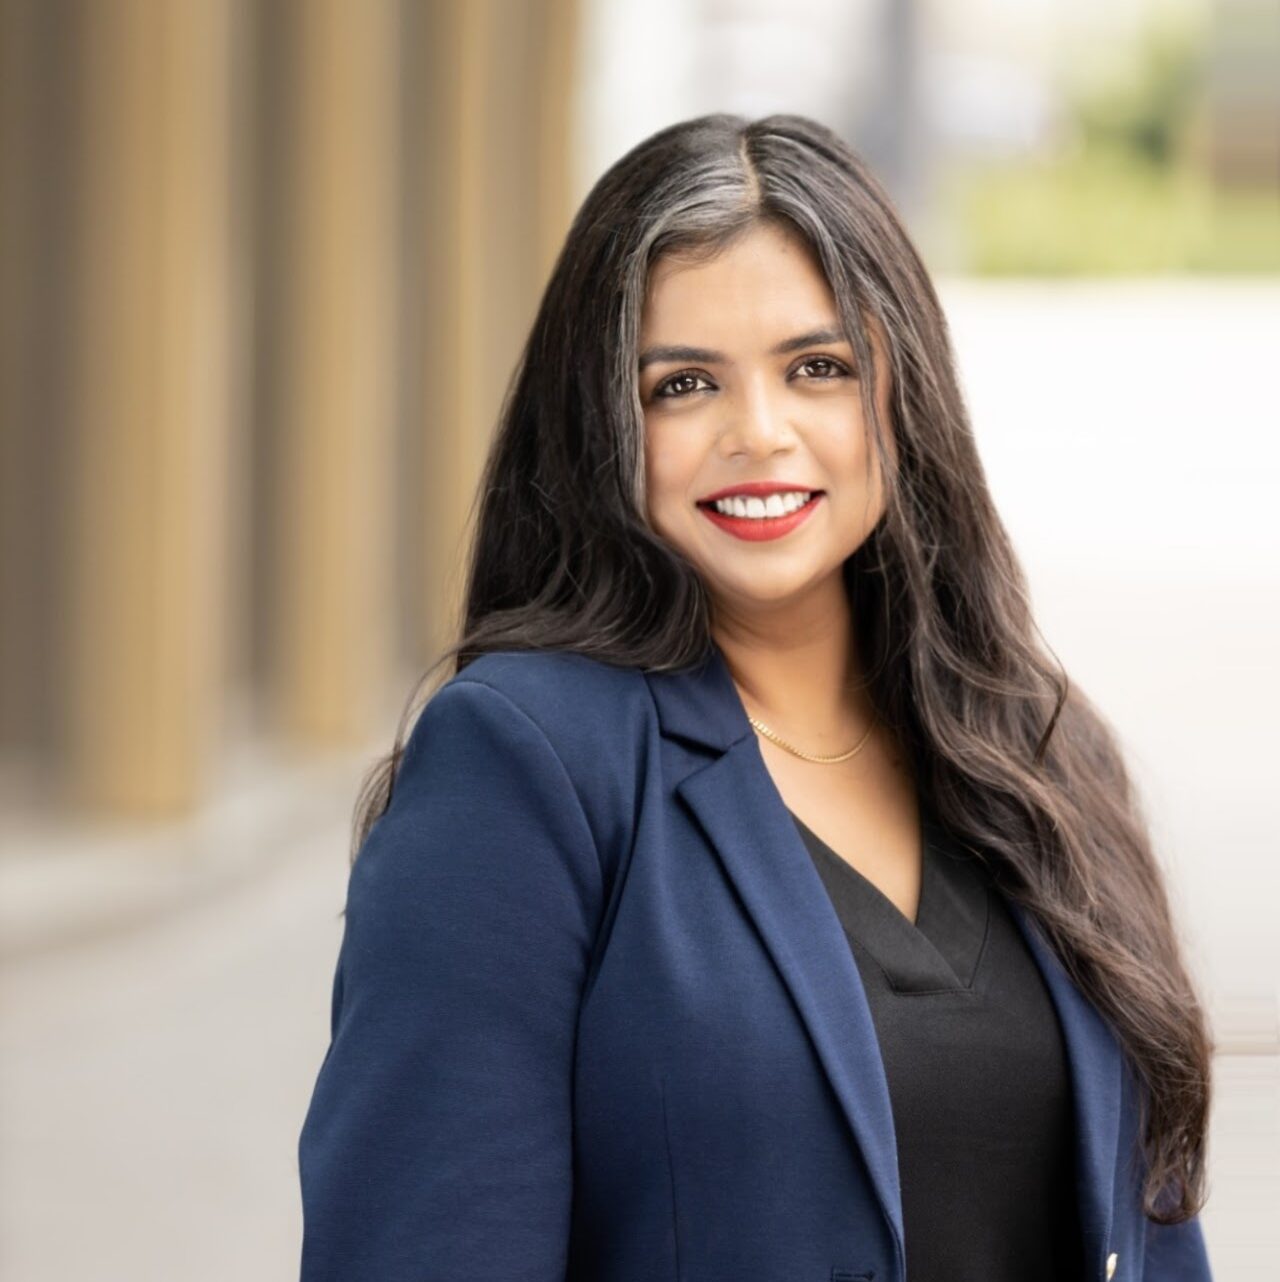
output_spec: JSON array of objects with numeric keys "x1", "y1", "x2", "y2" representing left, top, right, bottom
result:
[
  {"x1": 695, "y1": 489, "x2": 825, "y2": 519},
  {"x1": 693, "y1": 489, "x2": 827, "y2": 542}
]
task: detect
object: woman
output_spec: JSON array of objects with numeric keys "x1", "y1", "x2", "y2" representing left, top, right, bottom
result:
[{"x1": 297, "y1": 114, "x2": 1214, "y2": 1281}]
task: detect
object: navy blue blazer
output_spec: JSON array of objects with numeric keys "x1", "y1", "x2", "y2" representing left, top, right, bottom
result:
[{"x1": 297, "y1": 644, "x2": 1214, "y2": 1281}]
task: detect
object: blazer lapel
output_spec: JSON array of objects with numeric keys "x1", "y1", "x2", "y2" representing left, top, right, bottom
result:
[
  {"x1": 1004, "y1": 895, "x2": 1123, "y2": 1277},
  {"x1": 646, "y1": 644, "x2": 907, "y2": 1264},
  {"x1": 645, "y1": 640, "x2": 1125, "y2": 1279}
]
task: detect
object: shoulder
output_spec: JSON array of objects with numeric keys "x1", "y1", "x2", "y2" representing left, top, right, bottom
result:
[
  {"x1": 417, "y1": 649, "x2": 655, "y2": 855},
  {"x1": 449, "y1": 648, "x2": 650, "y2": 741}
]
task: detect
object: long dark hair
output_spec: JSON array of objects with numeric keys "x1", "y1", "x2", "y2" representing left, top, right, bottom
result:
[{"x1": 351, "y1": 112, "x2": 1212, "y2": 1225}]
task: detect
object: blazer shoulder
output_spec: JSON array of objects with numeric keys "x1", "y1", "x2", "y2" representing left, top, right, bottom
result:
[
  {"x1": 447, "y1": 648, "x2": 651, "y2": 743},
  {"x1": 436, "y1": 646, "x2": 656, "y2": 825},
  {"x1": 433, "y1": 649, "x2": 655, "y2": 860}
]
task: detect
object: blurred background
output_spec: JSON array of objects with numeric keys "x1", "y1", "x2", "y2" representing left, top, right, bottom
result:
[{"x1": 1, "y1": 0, "x2": 1276, "y2": 1277}]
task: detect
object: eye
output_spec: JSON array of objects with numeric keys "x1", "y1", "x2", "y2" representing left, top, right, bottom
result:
[
  {"x1": 649, "y1": 356, "x2": 852, "y2": 402},
  {"x1": 795, "y1": 355, "x2": 852, "y2": 380},
  {"x1": 652, "y1": 370, "x2": 714, "y2": 400}
]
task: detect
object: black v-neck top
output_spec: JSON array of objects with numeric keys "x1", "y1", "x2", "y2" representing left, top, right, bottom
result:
[{"x1": 788, "y1": 801, "x2": 1083, "y2": 1281}]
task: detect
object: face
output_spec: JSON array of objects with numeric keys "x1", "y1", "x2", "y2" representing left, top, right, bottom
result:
[{"x1": 638, "y1": 221, "x2": 896, "y2": 622}]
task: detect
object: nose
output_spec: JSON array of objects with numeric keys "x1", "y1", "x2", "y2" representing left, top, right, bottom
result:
[{"x1": 717, "y1": 374, "x2": 796, "y2": 459}]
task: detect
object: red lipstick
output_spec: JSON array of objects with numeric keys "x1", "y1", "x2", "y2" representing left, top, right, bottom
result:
[{"x1": 696, "y1": 482, "x2": 825, "y2": 543}]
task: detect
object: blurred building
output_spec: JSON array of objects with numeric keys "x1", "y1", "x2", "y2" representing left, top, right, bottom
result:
[{"x1": 0, "y1": 0, "x2": 578, "y2": 827}]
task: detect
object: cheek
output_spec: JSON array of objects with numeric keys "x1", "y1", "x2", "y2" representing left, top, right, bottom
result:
[
  {"x1": 823, "y1": 402, "x2": 881, "y2": 475},
  {"x1": 643, "y1": 427, "x2": 698, "y2": 524},
  {"x1": 805, "y1": 422, "x2": 867, "y2": 488}
]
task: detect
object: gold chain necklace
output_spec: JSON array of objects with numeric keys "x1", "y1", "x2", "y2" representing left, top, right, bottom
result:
[{"x1": 745, "y1": 710, "x2": 877, "y2": 764}]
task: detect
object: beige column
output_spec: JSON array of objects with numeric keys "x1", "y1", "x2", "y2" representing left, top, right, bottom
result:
[
  {"x1": 416, "y1": 0, "x2": 582, "y2": 660},
  {"x1": 535, "y1": 0, "x2": 583, "y2": 278},
  {"x1": 67, "y1": 0, "x2": 236, "y2": 812},
  {"x1": 0, "y1": 0, "x2": 44, "y2": 757},
  {"x1": 268, "y1": 0, "x2": 400, "y2": 743}
]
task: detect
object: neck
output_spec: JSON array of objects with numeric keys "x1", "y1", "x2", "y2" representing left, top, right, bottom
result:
[{"x1": 709, "y1": 574, "x2": 875, "y2": 746}]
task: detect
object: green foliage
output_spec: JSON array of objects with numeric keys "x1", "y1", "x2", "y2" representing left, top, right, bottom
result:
[
  {"x1": 1073, "y1": 15, "x2": 1205, "y2": 168},
  {"x1": 948, "y1": 147, "x2": 1280, "y2": 275},
  {"x1": 948, "y1": 12, "x2": 1280, "y2": 275}
]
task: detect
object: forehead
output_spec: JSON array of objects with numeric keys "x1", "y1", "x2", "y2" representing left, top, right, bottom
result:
[{"x1": 641, "y1": 222, "x2": 836, "y2": 338}]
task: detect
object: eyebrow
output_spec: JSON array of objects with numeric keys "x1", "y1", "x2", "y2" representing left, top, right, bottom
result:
[{"x1": 637, "y1": 325, "x2": 851, "y2": 373}]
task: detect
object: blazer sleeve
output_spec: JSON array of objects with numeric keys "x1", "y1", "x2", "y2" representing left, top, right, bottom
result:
[
  {"x1": 1142, "y1": 1211, "x2": 1214, "y2": 1280},
  {"x1": 297, "y1": 677, "x2": 604, "y2": 1281}
]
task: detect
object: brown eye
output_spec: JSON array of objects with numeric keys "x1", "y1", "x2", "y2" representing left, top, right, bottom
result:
[
  {"x1": 796, "y1": 356, "x2": 851, "y2": 380},
  {"x1": 653, "y1": 370, "x2": 713, "y2": 400}
]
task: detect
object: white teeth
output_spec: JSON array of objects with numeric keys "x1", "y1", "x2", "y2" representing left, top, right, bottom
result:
[{"x1": 711, "y1": 490, "x2": 813, "y2": 518}]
